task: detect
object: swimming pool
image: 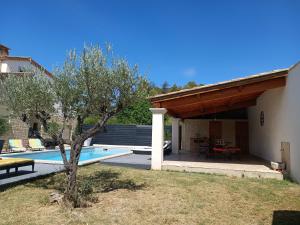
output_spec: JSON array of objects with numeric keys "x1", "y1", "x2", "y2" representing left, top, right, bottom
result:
[{"x1": 2, "y1": 147, "x2": 132, "y2": 165}]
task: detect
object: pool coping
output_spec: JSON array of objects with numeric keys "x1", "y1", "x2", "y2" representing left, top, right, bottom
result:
[
  {"x1": 1, "y1": 147, "x2": 133, "y2": 166},
  {"x1": 93, "y1": 144, "x2": 152, "y2": 152}
]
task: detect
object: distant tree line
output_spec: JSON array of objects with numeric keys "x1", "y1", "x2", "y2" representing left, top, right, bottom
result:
[
  {"x1": 151, "y1": 80, "x2": 202, "y2": 95},
  {"x1": 84, "y1": 80, "x2": 204, "y2": 126}
]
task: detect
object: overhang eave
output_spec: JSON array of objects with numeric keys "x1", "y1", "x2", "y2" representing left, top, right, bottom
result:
[{"x1": 150, "y1": 70, "x2": 287, "y2": 118}]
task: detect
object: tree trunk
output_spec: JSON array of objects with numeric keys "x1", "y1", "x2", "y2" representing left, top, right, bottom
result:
[
  {"x1": 64, "y1": 163, "x2": 79, "y2": 207},
  {"x1": 63, "y1": 144, "x2": 81, "y2": 207},
  {"x1": 61, "y1": 115, "x2": 110, "y2": 208}
]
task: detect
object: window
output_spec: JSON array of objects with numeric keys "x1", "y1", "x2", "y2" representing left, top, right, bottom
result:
[{"x1": 18, "y1": 66, "x2": 26, "y2": 72}]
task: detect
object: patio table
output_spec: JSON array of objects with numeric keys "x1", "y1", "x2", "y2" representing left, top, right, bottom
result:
[{"x1": 212, "y1": 147, "x2": 241, "y2": 159}]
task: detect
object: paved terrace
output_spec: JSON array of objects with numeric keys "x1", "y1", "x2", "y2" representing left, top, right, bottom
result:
[
  {"x1": 0, "y1": 154, "x2": 151, "y2": 187},
  {"x1": 0, "y1": 153, "x2": 283, "y2": 187},
  {"x1": 163, "y1": 153, "x2": 283, "y2": 180},
  {"x1": 0, "y1": 164, "x2": 65, "y2": 187}
]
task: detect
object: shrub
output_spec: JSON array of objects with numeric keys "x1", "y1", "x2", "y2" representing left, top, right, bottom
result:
[
  {"x1": 0, "y1": 117, "x2": 9, "y2": 136},
  {"x1": 79, "y1": 179, "x2": 94, "y2": 197},
  {"x1": 84, "y1": 115, "x2": 100, "y2": 125},
  {"x1": 47, "y1": 121, "x2": 60, "y2": 135}
]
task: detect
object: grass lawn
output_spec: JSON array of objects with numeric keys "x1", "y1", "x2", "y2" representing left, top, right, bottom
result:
[{"x1": 0, "y1": 164, "x2": 300, "y2": 225}]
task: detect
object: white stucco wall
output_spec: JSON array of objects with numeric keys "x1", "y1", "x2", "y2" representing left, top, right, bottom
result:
[
  {"x1": 0, "y1": 63, "x2": 8, "y2": 72},
  {"x1": 181, "y1": 119, "x2": 241, "y2": 151},
  {"x1": 248, "y1": 63, "x2": 300, "y2": 182},
  {"x1": 248, "y1": 88, "x2": 285, "y2": 161},
  {"x1": 0, "y1": 60, "x2": 33, "y2": 72}
]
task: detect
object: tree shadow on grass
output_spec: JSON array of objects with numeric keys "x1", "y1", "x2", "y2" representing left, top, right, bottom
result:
[
  {"x1": 27, "y1": 169, "x2": 145, "y2": 194},
  {"x1": 0, "y1": 170, "x2": 34, "y2": 180},
  {"x1": 82, "y1": 170, "x2": 145, "y2": 193},
  {"x1": 272, "y1": 210, "x2": 300, "y2": 225}
]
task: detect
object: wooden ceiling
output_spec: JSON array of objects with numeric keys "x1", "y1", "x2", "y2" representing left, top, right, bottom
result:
[{"x1": 150, "y1": 70, "x2": 288, "y2": 118}]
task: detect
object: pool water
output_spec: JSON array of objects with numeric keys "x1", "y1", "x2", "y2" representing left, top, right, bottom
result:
[{"x1": 4, "y1": 147, "x2": 131, "y2": 164}]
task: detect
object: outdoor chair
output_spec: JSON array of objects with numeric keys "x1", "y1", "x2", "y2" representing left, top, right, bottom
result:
[
  {"x1": 163, "y1": 140, "x2": 172, "y2": 155},
  {"x1": 83, "y1": 138, "x2": 92, "y2": 147},
  {"x1": 215, "y1": 139, "x2": 226, "y2": 147},
  {"x1": 208, "y1": 139, "x2": 241, "y2": 160},
  {"x1": 8, "y1": 139, "x2": 27, "y2": 152},
  {"x1": 199, "y1": 137, "x2": 209, "y2": 154},
  {"x1": 28, "y1": 138, "x2": 46, "y2": 151}
]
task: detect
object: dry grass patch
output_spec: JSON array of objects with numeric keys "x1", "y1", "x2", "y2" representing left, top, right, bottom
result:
[{"x1": 0, "y1": 164, "x2": 300, "y2": 225}]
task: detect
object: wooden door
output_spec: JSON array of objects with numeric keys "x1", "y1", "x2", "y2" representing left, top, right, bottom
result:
[
  {"x1": 235, "y1": 121, "x2": 249, "y2": 154},
  {"x1": 209, "y1": 121, "x2": 222, "y2": 146}
]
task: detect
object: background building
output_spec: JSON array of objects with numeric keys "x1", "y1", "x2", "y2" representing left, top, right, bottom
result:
[{"x1": 0, "y1": 44, "x2": 70, "y2": 148}]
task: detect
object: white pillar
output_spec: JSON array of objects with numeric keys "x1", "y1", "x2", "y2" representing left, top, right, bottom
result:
[
  {"x1": 150, "y1": 108, "x2": 167, "y2": 170},
  {"x1": 172, "y1": 118, "x2": 180, "y2": 154}
]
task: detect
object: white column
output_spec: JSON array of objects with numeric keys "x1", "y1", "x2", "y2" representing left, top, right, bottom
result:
[
  {"x1": 150, "y1": 108, "x2": 167, "y2": 170},
  {"x1": 172, "y1": 118, "x2": 180, "y2": 154}
]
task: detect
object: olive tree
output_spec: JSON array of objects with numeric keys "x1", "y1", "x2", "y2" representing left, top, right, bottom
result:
[{"x1": 0, "y1": 45, "x2": 147, "y2": 207}]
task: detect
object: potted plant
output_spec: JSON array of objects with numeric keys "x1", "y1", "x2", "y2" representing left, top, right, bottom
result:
[{"x1": 0, "y1": 117, "x2": 9, "y2": 154}]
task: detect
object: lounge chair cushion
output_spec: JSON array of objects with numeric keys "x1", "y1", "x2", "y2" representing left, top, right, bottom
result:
[
  {"x1": 9, "y1": 139, "x2": 24, "y2": 148},
  {"x1": 29, "y1": 139, "x2": 45, "y2": 149},
  {"x1": 8, "y1": 139, "x2": 27, "y2": 152},
  {"x1": 0, "y1": 158, "x2": 34, "y2": 167}
]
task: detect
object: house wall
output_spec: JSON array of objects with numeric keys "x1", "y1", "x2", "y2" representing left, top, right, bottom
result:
[
  {"x1": 0, "y1": 60, "x2": 36, "y2": 149},
  {"x1": 248, "y1": 62, "x2": 300, "y2": 182},
  {"x1": 0, "y1": 104, "x2": 29, "y2": 150},
  {"x1": 181, "y1": 119, "x2": 243, "y2": 151},
  {"x1": 248, "y1": 88, "x2": 284, "y2": 161},
  {"x1": 0, "y1": 59, "x2": 56, "y2": 151},
  {"x1": 9, "y1": 118, "x2": 30, "y2": 140},
  {"x1": 0, "y1": 62, "x2": 8, "y2": 72},
  {"x1": 0, "y1": 60, "x2": 33, "y2": 72}
]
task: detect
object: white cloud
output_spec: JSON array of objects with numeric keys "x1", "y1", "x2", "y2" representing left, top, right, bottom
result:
[{"x1": 183, "y1": 67, "x2": 197, "y2": 77}]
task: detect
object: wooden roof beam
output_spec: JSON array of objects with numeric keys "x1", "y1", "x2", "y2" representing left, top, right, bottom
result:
[
  {"x1": 180, "y1": 99, "x2": 257, "y2": 119},
  {"x1": 168, "y1": 91, "x2": 263, "y2": 113}
]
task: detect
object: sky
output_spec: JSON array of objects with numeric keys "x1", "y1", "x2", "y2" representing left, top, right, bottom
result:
[{"x1": 1, "y1": 0, "x2": 300, "y2": 86}]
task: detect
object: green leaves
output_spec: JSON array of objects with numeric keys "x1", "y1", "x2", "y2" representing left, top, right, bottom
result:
[
  {"x1": 112, "y1": 99, "x2": 152, "y2": 125},
  {"x1": 0, "y1": 44, "x2": 147, "y2": 138},
  {"x1": 54, "y1": 44, "x2": 147, "y2": 123},
  {"x1": 0, "y1": 71, "x2": 55, "y2": 124},
  {"x1": 0, "y1": 117, "x2": 9, "y2": 136}
]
